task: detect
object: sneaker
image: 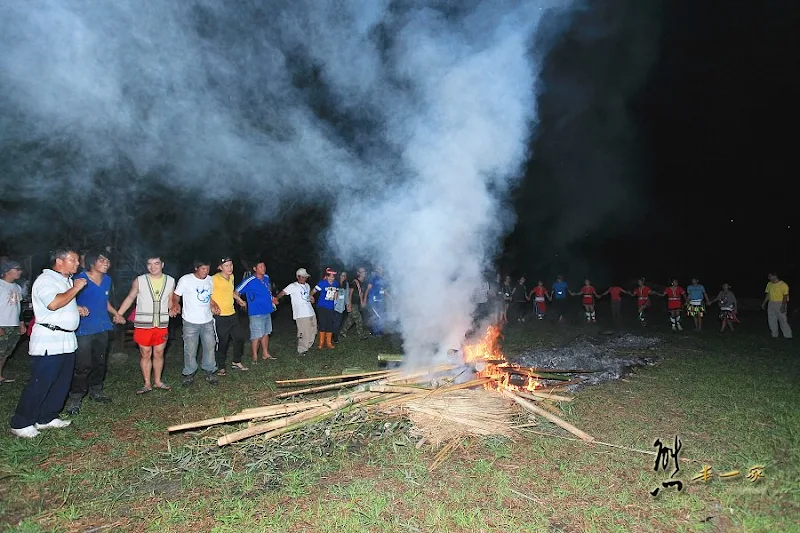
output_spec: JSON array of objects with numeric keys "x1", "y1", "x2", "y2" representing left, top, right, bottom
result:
[
  {"x1": 298, "y1": 351, "x2": 307, "y2": 357},
  {"x1": 11, "y1": 425, "x2": 40, "y2": 438},
  {"x1": 35, "y1": 418, "x2": 72, "y2": 430},
  {"x1": 204, "y1": 371, "x2": 219, "y2": 385},
  {"x1": 677, "y1": 324, "x2": 683, "y2": 331},
  {"x1": 89, "y1": 392, "x2": 112, "y2": 404},
  {"x1": 65, "y1": 396, "x2": 82, "y2": 416},
  {"x1": 182, "y1": 373, "x2": 195, "y2": 387}
]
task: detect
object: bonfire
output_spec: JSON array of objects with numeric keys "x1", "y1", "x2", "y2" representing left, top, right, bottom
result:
[{"x1": 168, "y1": 325, "x2": 596, "y2": 466}]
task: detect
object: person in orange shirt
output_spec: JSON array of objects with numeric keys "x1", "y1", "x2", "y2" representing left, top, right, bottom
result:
[
  {"x1": 601, "y1": 284, "x2": 631, "y2": 321},
  {"x1": 631, "y1": 278, "x2": 652, "y2": 326},
  {"x1": 653, "y1": 279, "x2": 687, "y2": 331},
  {"x1": 527, "y1": 280, "x2": 551, "y2": 320},
  {"x1": 570, "y1": 279, "x2": 601, "y2": 323}
]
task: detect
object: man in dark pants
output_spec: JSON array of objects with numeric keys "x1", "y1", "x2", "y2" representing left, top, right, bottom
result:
[
  {"x1": 65, "y1": 250, "x2": 124, "y2": 415},
  {"x1": 10, "y1": 248, "x2": 87, "y2": 438},
  {"x1": 211, "y1": 256, "x2": 247, "y2": 374}
]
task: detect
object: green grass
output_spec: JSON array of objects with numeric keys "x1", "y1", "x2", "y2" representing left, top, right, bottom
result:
[{"x1": 0, "y1": 311, "x2": 798, "y2": 532}]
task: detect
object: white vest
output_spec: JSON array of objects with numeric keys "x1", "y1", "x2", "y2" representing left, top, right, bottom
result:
[{"x1": 134, "y1": 274, "x2": 175, "y2": 329}]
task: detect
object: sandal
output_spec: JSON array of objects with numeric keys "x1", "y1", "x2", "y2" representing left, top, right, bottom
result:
[
  {"x1": 0, "y1": 377, "x2": 15, "y2": 384},
  {"x1": 136, "y1": 386, "x2": 153, "y2": 395},
  {"x1": 216, "y1": 369, "x2": 227, "y2": 376},
  {"x1": 231, "y1": 363, "x2": 249, "y2": 371},
  {"x1": 153, "y1": 383, "x2": 172, "y2": 391},
  {"x1": 261, "y1": 354, "x2": 276, "y2": 360}
]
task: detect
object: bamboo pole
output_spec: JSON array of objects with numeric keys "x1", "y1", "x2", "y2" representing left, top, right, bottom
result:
[
  {"x1": 274, "y1": 372, "x2": 398, "y2": 398},
  {"x1": 368, "y1": 384, "x2": 432, "y2": 394},
  {"x1": 238, "y1": 398, "x2": 332, "y2": 414},
  {"x1": 217, "y1": 392, "x2": 377, "y2": 446},
  {"x1": 501, "y1": 389, "x2": 594, "y2": 443},
  {"x1": 384, "y1": 364, "x2": 459, "y2": 384},
  {"x1": 514, "y1": 390, "x2": 573, "y2": 403},
  {"x1": 377, "y1": 353, "x2": 405, "y2": 362},
  {"x1": 274, "y1": 370, "x2": 390, "y2": 386}
]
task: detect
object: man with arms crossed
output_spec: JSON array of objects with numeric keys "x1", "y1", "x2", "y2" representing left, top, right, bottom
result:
[
  {"x1": 9, "y1": 248, "x2": 87, "y2": 438},
  {"x1": 116, "y1": 255, "x2": 177, "y2": 394}
]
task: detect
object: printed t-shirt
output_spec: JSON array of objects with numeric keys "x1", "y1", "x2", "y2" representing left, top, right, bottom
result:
[
  {"x1": 368, "y1": 276, "x2": 386, "y2": 303},
  {"x1": 765, "y1": 281, "x2": 789, "y2": 302},
  {"x1": 282, "y1": 282, "x2": 315, "y2": 319},
  {"x1": 0, "y1": 279, "x2": 22, "y2": 327},
  {"x1": 314, "y1": 279, "x2": 339, "y2": 310},
  {"x1": 235, "y1": 274, "x2": 274, "y2": 316},
  {"x1": 175, "y1": 273, "x2": 214, "y2": 324},
  {"x1": 552, "y1": 281, "x2": 568, "y2": 300},
  {"x1": 75, "y1": 272, "x2": 114, "y2": 336},
  {"x1": 211, "y1": 273, "x2": 236, "y2": 317}
]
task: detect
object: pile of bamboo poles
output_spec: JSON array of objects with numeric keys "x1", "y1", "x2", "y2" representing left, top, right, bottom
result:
[{"x1": 167, "y1": 366, "x2": 595, "y2": 449}]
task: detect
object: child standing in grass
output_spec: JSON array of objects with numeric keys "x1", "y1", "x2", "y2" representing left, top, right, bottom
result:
[{"x1": 709, "y1": 283, "x2": 739, "y2": 333}]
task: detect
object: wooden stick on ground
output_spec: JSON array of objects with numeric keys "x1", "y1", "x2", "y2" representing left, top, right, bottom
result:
[
  {"x1": 238, "y1": 398, "x2": 333, "y2": 414},
  {"x1": 501, "y1": 389, "x2": 594, "y2": 443},
  {"x1": 368, "y1": 384, "x2": 433, "y2": 394},
  {"x1": 168, "y1": 401, "x2": 327, "y2": 432},
  {"x1": 217, "y1": 392, "x2": 377, "y2": 446},
  {"x1": 274, "y1": 370, "x2": 391, "y2": 386},
  {"x1": 514, "y1": 390, "x2": 574, "y2": 403},
  {"x1": 274, "y1": 372, "x2": 398, "y2": 398}
]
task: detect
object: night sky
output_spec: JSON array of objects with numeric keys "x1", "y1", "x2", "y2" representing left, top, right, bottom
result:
[
  {"x1": 1, "y1": 1, "x2": 797, "y2": 297},
  {"x1": 506, "y1": 0, "x2": 799, "y2": 296}
]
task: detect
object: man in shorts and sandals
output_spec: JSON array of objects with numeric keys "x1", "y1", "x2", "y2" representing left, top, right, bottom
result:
[
  {"x1": 686, "y1": 278, "x2": 710, "y2": 331},
  {"x1": 653, "y1": 279, "x2": 687, "y2": 331},
  {"x1": 235, "y1": 259, "x2": 277, "y2": 362},
  {"x1": 116, "y1": 255, "x2": 177, "y2": 394}
]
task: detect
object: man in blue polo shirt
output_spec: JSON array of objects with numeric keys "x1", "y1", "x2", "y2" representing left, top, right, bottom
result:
[
  {"x1": 65, "y1": 250, "x2": 124, "y2": 415},
  {"x1": 551, "y1": 275, "x2": 569, "y2": 323},
  {"x1": 235, "y1": 260, "x2": 276, "y2": 361}
]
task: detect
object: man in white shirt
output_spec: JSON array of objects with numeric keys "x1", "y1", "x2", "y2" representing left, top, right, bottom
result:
[
  {"x1": 275, "y1": 268, "x2": 318, "y2": 356},
  {"x1": 171, "y1": 260, "x2": 220, "y2": 386},
  {"x1": 9, "y1": 249, "x2": 88, "y2": 438},
  {"x1": 0, "y1": 260, "x2": 26, "y2": 384}
]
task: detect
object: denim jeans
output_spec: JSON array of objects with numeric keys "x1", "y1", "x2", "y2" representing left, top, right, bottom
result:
[{"x1": 182, "y1": 320, "x2": 217, "y2": 375}]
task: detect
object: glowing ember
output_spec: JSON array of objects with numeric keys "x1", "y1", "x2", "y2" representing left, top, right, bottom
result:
[{"x1": 462, "y1": 325, "x2": 540, "y2": 392}]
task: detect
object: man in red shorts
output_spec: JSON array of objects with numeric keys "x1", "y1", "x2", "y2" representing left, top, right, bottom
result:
[
  {"x1": 115, "y1": 255, "x2": 178, "y2": 394},
  {"x1": 631, "y1": 278, "x2": 652, "y2": 326},
  {"x1": 653, "y1": 279, "x2": 687, "y2": 331}
]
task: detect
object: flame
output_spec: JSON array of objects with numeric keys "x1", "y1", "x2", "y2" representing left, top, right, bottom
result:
[{"x1": 462, "y1": 325, "x2": 540, "y2": 392}]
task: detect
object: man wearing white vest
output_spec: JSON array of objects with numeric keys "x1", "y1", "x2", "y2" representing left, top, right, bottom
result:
[{"x1": 116, "y1": 255, "x2": 178, "y2": 394}]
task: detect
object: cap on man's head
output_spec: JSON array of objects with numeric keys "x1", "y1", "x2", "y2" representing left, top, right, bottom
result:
[
  {"x1": 219, "y1": 256, "x2": 233, "y2": 266},
  {"x1": 0, "y1": 261, "x2": 22, "y2": 276},
  {"x1": 325, "y1": 267, "x2": 337, "y2": 276},
  {"x1": 296, "y1": 268, "x2": 310, "y2": 278}
]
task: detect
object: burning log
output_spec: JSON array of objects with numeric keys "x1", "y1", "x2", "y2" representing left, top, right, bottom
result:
[{"x1": 500, "y1": 389, "x2": 594, "y2": 443}]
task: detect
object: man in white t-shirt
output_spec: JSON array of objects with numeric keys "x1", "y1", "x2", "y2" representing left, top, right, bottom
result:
[
  {"x1": 10, "y1": 249, "x2": 88, "y2": 438},
  {"x1": 275, "y1": 268, "x2": 317, "y2": 356},
  {"x1": 0, "y1": 260, "x2": 26, "y2": 384},
  {"x1": 171, "y1": 260, "x2": 220, "y2": 386}
]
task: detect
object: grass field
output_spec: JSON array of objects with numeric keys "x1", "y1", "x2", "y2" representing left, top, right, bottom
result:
[{"x1": 0, "y1": 307, "x2": 798, "y2": 532}]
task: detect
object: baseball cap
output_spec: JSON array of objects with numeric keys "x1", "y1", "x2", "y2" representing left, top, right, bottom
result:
[
  {"x1": 0, "y1": 261, "x2": 22, "y2": 276},
  {"x1": 219, "y1": 256, "x2": 233, "y2": 266},
  {"x1": 325, "y1": 267, "x2": 337, "y2": 276},
  {"x1": 296, "y1": 268, "x2": 310, "y2": 278}
]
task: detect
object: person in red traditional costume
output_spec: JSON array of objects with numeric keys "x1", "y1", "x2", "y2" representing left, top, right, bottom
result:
[
  {"x1": 527, "y1": 280, "x2": 551, "y2": 320},
  {"x1": 631, "y1": 278, "x2": 652, "y2": 326},
  {"x1": 652, "y1": 279, "x2": 687, "y2": 331},
  {"x1": 570, "y1": 279, "x2": 601, "y2": 323}
]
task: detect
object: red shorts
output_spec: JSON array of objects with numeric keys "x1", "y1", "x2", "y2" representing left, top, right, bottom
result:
[
  {"x1": 637, "y1": 299, "x2": 651, "y2": 308},
  {"x1": 667, "y1": 300, "x2": 682, "y2": 311},
  {"x1": 133, "y1": 327, "x2": 169, "y2": 347},
  {"x1": 582, "y1": 297, "x2": 594, "y2": 306}
]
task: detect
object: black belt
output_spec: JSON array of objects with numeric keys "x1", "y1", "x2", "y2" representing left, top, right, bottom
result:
[{"x1": 38, "y1": 323, "x2": 76, "y2": 332}]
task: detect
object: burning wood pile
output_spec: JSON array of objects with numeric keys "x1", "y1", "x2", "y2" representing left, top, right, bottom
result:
[{"x1": 168, "y1": 326, "x2": 595, "y2": 455}]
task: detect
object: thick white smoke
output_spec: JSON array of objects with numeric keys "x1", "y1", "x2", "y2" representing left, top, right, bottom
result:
[{"x1": 0, "y1": 0, "x2": 574, "y2": 367}]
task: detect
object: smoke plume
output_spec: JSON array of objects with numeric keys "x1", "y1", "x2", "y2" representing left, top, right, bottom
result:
[{"x1": 0, "y1": 0, "x2": 574, "y2": 366}]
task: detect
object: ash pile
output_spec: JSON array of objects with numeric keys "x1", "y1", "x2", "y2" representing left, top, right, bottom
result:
[{"x1": 513, "y1": 333, "x2": 660, "y2": 391}]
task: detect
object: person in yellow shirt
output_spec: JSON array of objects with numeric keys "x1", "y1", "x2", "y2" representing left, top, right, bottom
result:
[
  {"x1": 761, "y1": 272, "x2": 792, "y2": 339},
  {"x1": 211, "y1": 257, "x2": 248, "y2": 374}
]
